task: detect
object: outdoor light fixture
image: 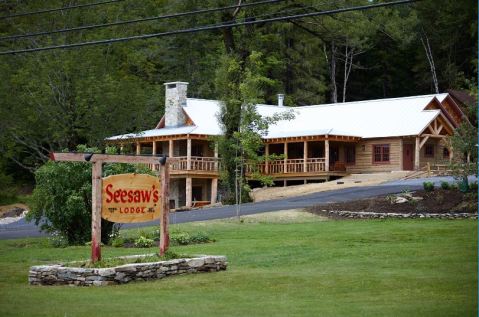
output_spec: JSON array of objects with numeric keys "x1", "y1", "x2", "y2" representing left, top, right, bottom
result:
[
  {"x1": 159, "y1": 155, "x2": 167, "y2": 165},
  {"x1": 84, "y1": 153, "x2": 94, "y2": 162}
]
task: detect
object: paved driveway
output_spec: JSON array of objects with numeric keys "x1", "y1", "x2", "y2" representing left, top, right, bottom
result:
[{"x1": 0, "y1": 175, "x2": 475, "y2": 239}]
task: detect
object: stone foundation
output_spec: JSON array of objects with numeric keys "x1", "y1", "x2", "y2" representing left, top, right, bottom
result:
[
  {"x1": 325, "y1": 210, "x2": 478, "y2": 219},
  {"x1": 29, "y1": 255, "x2": 227, "y2": 286}
]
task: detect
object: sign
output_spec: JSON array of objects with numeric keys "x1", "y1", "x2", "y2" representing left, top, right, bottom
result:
[{"x1": 101, "y1": 173, "x2": 161, "y2": 223}]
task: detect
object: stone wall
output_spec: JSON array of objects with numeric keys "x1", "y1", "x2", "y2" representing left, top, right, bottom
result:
[
  {"x1": 29, "y1": 255, "x2": 227, "y2": 286},
  {"x1": 325, "y1": 210, "x2": 478, "y2": 219}
]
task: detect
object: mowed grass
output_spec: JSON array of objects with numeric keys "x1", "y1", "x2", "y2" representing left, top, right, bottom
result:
[{"x1": 0, "y1": 213, "x2": 476, "y2": 317}]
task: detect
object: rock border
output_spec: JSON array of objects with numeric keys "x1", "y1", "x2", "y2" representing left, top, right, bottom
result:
[
  {"x1": 29, "y1": 255, "x2": 227, "y2": 286},
  {"x1": 324, "y1": 210, "x2": 478, "y2": 219}
]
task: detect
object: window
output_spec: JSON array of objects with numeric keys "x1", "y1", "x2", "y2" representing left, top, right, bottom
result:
[
  {"x1": 425, "y1": 144, "x2": 434, "y2": 158},
  {"x1": 443, "y1": 147, "x2": 450, "y2": 159},
  {"x1": 345, "y1": 145, "x2": 356, "y2": 164},
  {"x1": 373, "y1": 144, "x2": 390, "y2": 163}
]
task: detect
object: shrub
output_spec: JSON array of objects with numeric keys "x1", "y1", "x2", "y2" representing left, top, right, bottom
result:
[
  {"x1": 440, "y1": 181, "x2": 450, "y2": 190},
  {"x1": 134, "y1": 236, "x2": 155, "y2": 248},
  {"x1": 28, "y1": 145, "x2": 153, "y2": 245},
  {"x1": 469, "y1": 181, "x2": 478, "y2": 191},
  {"x1": 190, "y1": 232, "x2": 211, "y2": 244},
  {"x1": 170, "y1": 231, "x2": 213, "y2": 246},
  {"x1": 48, "y1": 231, "x2": 69, "y2": 248},
  {"x1": 423, "y1": 181, "x2": 434, "y2": 191},
  {"x1": 111, "y1": 237, "x2": 125, "y2": 248},
  {"x1": 171, "y1": 232, "x2": 191, "y2": 245}
]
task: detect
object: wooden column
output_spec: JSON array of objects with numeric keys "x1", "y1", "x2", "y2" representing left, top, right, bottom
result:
[
  {"x1": 265, "y1": 143, "x2": 269, "y2": 174},
  {"x1": 91, "y1": 161, "x2": 102, "y2": 263},
  {"x1": 187, "y1": 138, "x2": 192, "y2": 170},
  {"x1": 159, "y1": 160, "x2": 170, "y2": 256},
  {"x1": 136, "y1": 142, "x2": 141, "y2": 155},
  {"x1": 415, "y1": 136, "x2": 420, "y2": 170},
  {"x1": 186, "y1": 177, "x2": 192, "y2": 208},
  {"x1": 214, "y1": 142, "x2": 219, "y2": 171},
  {"x1": 152, "y1": 141, "x2": 157, "y2": 156},
  {"x1": 399, "y1": 138, "x2": 403, "y2": 171},
  {"x1": 325, "y1": 140, "x2": 330, "y2": 172},
  {"x1": 303, "y1": 141, "x2": 308, "y2": 172},
  {"x1": 283, "y1": 142, "x2": 288, "y2": 173},
  {"x1": 169, "y1": 140, "x2": 174, "y2": 158},
  {"x1": 211, "y1": 178, "x2": 218, "y2": 204}
]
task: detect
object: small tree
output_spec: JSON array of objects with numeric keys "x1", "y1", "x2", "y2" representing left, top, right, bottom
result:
[
  {"x1": 27, "y1": 145, "x2": 153, "y2": 245},
  {"x1": 215, "y1": 51, "x2": 294, "y2": 206}
]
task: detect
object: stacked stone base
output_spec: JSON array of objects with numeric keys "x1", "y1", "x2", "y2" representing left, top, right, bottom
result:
[
  {"x1": 326, "y1": 210, "x2": 478, "y2": 219},
  {"x1": 29, "y1": 255, "x2": 227, "y2": 286}
]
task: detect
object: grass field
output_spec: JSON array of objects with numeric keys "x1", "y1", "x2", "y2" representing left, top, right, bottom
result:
[{"x1": 0, "y1": 212, "x2": 476, "y2": 317}]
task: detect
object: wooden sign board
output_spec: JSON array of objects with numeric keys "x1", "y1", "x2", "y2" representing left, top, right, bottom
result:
[{"x1": 101, "y1": 173, "x2": 161, "y2": 223}]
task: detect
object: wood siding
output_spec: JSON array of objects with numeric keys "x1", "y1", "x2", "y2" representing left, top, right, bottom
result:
[{"x1": 347, "y1": 138, "x2": 402, "y2": 173}]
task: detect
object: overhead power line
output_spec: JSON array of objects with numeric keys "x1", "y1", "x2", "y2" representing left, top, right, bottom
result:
[
  {"x1": 0, "y1": 0, "x2": 419, "y2": 55},
  {"x1": 0, "y1": 0, "x2": 286, "y2": 41},
  {"x1": 0, "y1": 0, "x2": 124, "y2": 20}
]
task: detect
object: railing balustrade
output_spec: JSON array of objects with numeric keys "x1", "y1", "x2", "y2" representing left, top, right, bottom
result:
[{"x1": 246, "y1": 158, "x2": 326, "y2": 175}]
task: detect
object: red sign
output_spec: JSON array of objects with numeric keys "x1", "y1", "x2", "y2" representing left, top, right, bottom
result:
[{"x1": 101, "y1": 174, "x2": 161, "y2": 223}]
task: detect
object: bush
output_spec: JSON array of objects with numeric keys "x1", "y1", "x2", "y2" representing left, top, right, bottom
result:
[
  {"x1": 134, "y1": 236, "x2": 155, "y2": 248},
  {"x1": 171, "y1": 232, "x2": 191, "y2": 245},
  {"x1": 170, "y1": 231, "x2": 212, "y2": 245},
  {"x1": 27, "y1": 145, "x2": 153, "y2": 245},
  {"x1": 111, "y1": 237, "x2": 125, "y2": 248},
  {"x1": 469, "y1": 181, "x2": 478, "y2": 191},
  {"x1": 48, "y1": 231, "x2": 69, "y2": 248},
  {"x1": 423, "y1": 181, "x2": 434, "y2": 191},
  {"x1": 440, "y1": 181, "x2": 450, "y2": 190}
]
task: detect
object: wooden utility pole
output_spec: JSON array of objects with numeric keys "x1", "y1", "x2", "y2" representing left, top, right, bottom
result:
[{"x1": 50, "y1": 152, "x2": 170, "y2": 262}]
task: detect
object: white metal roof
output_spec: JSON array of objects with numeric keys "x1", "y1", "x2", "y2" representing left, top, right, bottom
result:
[{"x1": 107, "y1": 94, "x2": 448, "y2": 141}]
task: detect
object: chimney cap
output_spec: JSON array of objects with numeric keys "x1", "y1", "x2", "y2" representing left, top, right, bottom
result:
[{"x1": 164, "y1": 81, "x2": 189, "y2": 88}]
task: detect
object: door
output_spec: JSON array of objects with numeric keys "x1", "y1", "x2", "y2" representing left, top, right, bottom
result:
[{"x1": 403, "y1": 144, "x2": 414, "y2": 170}]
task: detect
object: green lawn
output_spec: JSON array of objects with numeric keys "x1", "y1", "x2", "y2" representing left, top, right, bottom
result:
[{"x1": 0, "y1": 214, "x2": 476, "y2": 317}]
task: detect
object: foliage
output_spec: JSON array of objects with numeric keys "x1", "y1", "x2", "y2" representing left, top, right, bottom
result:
[
  {"x1": 440, "y1": 181, "x2": 451, "y2": 190},
  {"x1": 27, "y1": 145, "x2": 153, "y2": 245},
  {"x1": 423, "y1": 181, "x2": 435, "y2": 191},
  {"x1": 134, "y1": 236, "x2": 155, "y2": 248},
  {"x1": 215, "y1": 51, "x2": 294, "y2": 204},
  {"x1": 111, "y1": 237, "x2": 125, "y2": 248},
  {"x1": 170, "y1": 231, "x2": 212, "y2": 246},
  {"x1": 0, "y1": 0, "x2": 476, "y2": 190}
]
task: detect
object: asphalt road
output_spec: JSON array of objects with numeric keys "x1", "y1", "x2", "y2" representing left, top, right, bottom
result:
[{"x1": 0, "y1": 175, "x2": 474, "y2": 240}]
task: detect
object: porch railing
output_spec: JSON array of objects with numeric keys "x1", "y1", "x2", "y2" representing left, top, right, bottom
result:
[
  {"x1": 246, "y1": 158, "x2": 326, "y2": 175},
  {"x1": 149, "y1": 156, "x2": 219, "y2": 173}
]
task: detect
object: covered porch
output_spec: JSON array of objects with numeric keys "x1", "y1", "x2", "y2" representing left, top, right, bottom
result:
[{"x1": 247, "y1": 135, "x2": 361, "y2": 181}]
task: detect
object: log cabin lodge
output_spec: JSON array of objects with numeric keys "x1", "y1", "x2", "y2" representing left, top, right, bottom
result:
[{"x1": 106, "y1": 81, "x2": 467, "y2": 209}]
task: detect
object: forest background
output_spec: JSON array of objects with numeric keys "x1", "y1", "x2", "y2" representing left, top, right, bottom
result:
[{"x1": 0, "y1": 0, "x2": 476, "y2": 192}]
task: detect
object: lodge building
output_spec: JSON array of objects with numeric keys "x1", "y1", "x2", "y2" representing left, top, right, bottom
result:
[{"x1": 106, "y1": 81, "x2": 467, "y2": 209}]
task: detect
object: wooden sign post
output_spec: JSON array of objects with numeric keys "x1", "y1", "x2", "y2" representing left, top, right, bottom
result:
[{"x1": 50, "y1": 152, "x2": 170, "y2": 263}]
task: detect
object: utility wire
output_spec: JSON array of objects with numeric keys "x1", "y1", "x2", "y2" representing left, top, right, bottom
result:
[
  {"x1": 0, "y1": 0, "x2": 286, "y2": 41},
  {"x1": 0, "y1": 0, "x2": 124, "y2": 20},
  {"x1": 0, "y1": 0, "x2": 419, "y2": 55}
]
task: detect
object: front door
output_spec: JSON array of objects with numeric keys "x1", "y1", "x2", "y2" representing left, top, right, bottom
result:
[{"x1": 403, "y1": 144, "x2": 414, "y2": 170}]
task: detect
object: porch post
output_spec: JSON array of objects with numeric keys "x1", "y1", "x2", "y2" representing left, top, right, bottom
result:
[
  {"x1": 265, "y1": 143, "x2": 269, "y2": 174},
  {"x1": 214, "y1": 142, "x2": 219, "y2": 171},
  {"x1": 187, "y1": 138, "x2": 192, "y2": 170},
  {"x1": 399, "y1": 138, "x2": 403, "y2": 171},
  {"x1": 169, "y1": 140, "x2": 174, "y2": 158},
  {"x1": 325, "y1": 139, "x2": 330, "y2": 172},
  {"x1": 303, "y1": 141, "x2": 308, "y2": 172},
  {"x1": 283, "y1": 142, "x2": 288, "y2": 173},
  {"x1": 211, "y1": 178, "x2": 218, "y2": 204},
  {"x1": 136, "y1": 142, "x2": 141, "y2": 155},
  {"x1": 186, "y1": 177, "x2": 192, "y2": 208},
  {"x1": 152, "y1": 141, "x2": 157, "y2": 156},
  {"x1": 415, "y1": 136, "x2": 420, "y2": 170}
]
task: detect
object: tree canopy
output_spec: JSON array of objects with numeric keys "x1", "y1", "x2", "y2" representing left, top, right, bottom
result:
[{"x1": 0, "y1": 0, "x2": 476, "y2": 184}]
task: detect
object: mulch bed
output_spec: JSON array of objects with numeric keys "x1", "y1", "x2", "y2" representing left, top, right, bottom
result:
[{"x1": 310, "y1": 189, "x2": 478, "y2": 216}]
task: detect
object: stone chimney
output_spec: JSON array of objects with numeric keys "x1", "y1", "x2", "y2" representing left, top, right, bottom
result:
[
  {"x1": 164, "y1": 81, "x2": 189, "y2": 127},
  {"x1": 277, "y1": 93, "x2": 285, "y2": 107}
]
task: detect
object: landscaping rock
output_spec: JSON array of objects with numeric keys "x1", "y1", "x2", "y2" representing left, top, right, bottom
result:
[{"x1": 29, "y1": 255, "x2": 228, "y2": 286}]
